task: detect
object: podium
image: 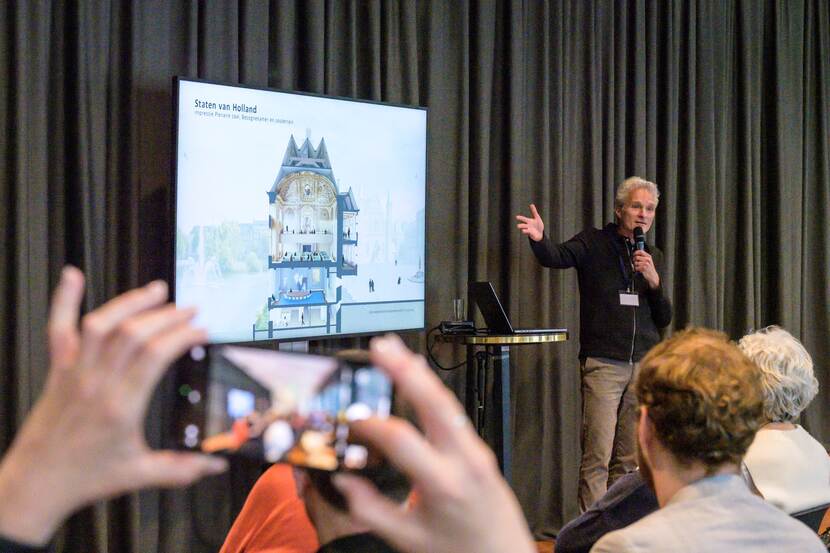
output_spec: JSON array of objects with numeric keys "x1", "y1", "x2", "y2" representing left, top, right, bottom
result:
[{"x1": 436, "y1": 331, "x2": 568, "y2": 484}]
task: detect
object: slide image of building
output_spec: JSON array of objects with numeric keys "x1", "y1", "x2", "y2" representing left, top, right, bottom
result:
[{"x1": 254, "y1": 135, "x2": 359, "y2": 339}]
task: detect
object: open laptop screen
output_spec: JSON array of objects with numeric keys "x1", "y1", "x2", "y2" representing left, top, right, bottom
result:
[{"x1": 468, "y1": 282, "x2": 514, "y2": 334}]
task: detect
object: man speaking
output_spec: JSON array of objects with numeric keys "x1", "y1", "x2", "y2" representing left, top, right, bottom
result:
[{"x1": 516, "y1": 177, "x2": 672, "y2": 511}]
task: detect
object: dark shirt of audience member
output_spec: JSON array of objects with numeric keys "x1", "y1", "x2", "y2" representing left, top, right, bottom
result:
[
  {"x1": 0, "y1": 267, "x2": 227, "y2": 551},
  {"x1": 555, "y1": 469, "x2": 658, "y2": 553},
  {"x1": 591, "y1": 328, "x2": 825, "y2": 553},
  {"x1": 296, "y1": 463, "x2": 411, "y2": 553},
  {"x1": 331, "y1": 334, "x2": 538, "y2": 553}
]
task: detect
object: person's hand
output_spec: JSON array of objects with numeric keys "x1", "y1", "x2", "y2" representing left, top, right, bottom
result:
[
  {"x1": 515, "y1": 203, "x2": 545, "y2": 242},
  {"x1": 0, "y1": 267, "x2": 227, "y2": 546},
  {"x1": 633, "y1": 250, "x2": 660, "y2": 289},
  {"x1": 333, "y1": 335, "x2": 535, "y2": 553}
]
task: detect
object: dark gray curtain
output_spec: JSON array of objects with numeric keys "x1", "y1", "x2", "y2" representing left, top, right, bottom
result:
[{"x1": 1, "y1": 1, "x2": 828, "y2": 550}]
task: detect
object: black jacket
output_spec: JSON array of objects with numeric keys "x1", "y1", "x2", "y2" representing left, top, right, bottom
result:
[
  {"x1": 317, "y1": 533, "x2": 398, "y2": 553},
  {"x1": 555, "y1": 470, "x2": 658, "y2": 553},
  {"x1": 529, "y1": 223, "x2": 672, "y2": 361}
]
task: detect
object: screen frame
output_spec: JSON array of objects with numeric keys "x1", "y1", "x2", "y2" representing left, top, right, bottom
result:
[{"x1": 170, "y1": 76, "x2": 429, "y2": 345}]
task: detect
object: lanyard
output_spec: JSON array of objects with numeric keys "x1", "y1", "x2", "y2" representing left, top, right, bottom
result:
[{"x1": 610, "y1": 236, "x2": 636, "y2": 292}]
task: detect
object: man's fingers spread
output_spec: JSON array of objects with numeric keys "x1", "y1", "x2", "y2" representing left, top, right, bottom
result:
[
  {"x1": 333, "y1": 473, "x2": 422, "y2": 553},
  {"x1": 530, "y1": 203, "x2": 540, "y2": 218}
]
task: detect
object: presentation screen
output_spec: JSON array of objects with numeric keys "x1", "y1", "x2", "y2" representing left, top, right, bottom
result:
[{"x1": 173, "y1": 79, "x2": 427, "y2": 343}]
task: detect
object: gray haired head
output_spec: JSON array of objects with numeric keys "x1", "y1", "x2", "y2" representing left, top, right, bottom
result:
[
  {"x1": 738, "y1": 326, "x2": 818, "y2": 423},
  {"x1": 614, "y1": 176, "x2": 660, "y2": 211}
]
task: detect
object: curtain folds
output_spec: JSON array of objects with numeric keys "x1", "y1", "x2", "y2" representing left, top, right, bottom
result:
[{"x1": 1, "y1": 1, "x2": 828, "y2": 549}]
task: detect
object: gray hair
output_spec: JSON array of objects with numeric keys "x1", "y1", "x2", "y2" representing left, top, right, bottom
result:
[
  {"x1": 737, "y1": 326, "x2": 819, "y2": 423},
  {"x1": 614, "y1": 176, "x2": 660, "y2": 210}
]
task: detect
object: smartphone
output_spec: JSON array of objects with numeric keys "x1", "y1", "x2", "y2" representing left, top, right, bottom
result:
[{"x1": 172, "y1": 345, "x2": 392, "y2": 471}]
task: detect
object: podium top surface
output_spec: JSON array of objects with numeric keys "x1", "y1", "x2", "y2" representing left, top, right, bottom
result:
[{"x1": 436, "y1": 330, "x2": 568, "y2": 345}]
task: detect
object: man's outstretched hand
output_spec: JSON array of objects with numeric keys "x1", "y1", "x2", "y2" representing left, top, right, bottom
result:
[{"x1": 516, "y1": 203, "x2": 545, "y2": 242}]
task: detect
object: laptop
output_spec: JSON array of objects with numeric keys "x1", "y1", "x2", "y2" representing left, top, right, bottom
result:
[{"x1": 468, "y1": 281, "x2": 567, "y2": 335}]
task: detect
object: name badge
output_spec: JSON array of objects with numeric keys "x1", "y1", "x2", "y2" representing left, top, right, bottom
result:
[{"x1": 619, "y1": 292, "x2": 640, "y2": 307}]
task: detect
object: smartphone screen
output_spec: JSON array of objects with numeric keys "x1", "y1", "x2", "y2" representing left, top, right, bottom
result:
[{"x1": 173, "y1": 345, "x2": 392, "y2": 470}]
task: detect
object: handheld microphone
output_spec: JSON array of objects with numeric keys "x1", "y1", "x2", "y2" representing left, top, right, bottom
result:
[
  {"x1": 631, "y1": 227, "x2": 646, "y2": 279},
  {"x1": 633, "y1": 226, "x2": 645, "y2": 252}
]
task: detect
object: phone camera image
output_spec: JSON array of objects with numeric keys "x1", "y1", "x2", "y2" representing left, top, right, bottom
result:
[{"x1": 173, "y1": 346, "x2": 392, "y2": 471}]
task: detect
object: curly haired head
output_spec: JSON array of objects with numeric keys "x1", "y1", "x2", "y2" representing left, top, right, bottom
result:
[
  {"x1": 737, "y1": 326, "x2": 818, "y2": 423},
  {"x1": 636, "y1": 328, "x2": 765, "y2": 471}
]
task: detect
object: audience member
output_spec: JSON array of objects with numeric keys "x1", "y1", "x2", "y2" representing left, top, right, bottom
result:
[
  {"x1": 738, "y1": 326, "x2": 830, "y2": 514},
  {"x1": 332, "y1": 334, "x2": 536, "y2": 553},
  {"x1": 220, "y1": 464, "x2": 318, "y2": 553},
  {"x1": 556, "y1": 325, "x2": 830, "y2": 552},
  {"x1": 0, "y1": 267, "x2": 227, "y2": 550},
  {"x1": 591, "y1": 328, "x2": 824, "y2": 552},
  {"x1": 222, "y1": 459, "x2": 409, "y2": 553}
]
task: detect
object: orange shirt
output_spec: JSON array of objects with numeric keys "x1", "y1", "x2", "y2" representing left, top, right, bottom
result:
[{"x1": 221, "y1": 464, "x2": 319, "y2": 553}]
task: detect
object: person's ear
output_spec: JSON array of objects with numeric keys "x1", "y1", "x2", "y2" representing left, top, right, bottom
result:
[
  {"x1": 638, "y1": 406, "x2": 655, "y2": 459},
  {"x1": 614, "y1": 205, "x2": 622, "y2": 221}
]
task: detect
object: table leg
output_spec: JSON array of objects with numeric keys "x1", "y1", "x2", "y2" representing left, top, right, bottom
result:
[
  {"x1": 464, "y1": 344, "x2": 477, "y2": 431},
  {"x1": 491, "y1": 345, "x2": 512, "y2": 485}
]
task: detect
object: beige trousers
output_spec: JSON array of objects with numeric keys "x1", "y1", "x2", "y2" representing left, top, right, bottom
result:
[{"x1": 578, "y1": 356, "x2": 640, "y2": 512}]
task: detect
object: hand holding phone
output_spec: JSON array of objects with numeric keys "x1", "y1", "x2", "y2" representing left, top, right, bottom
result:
[{"x1": 173, "y1": 346, "x2": 392, "y2": 471}]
